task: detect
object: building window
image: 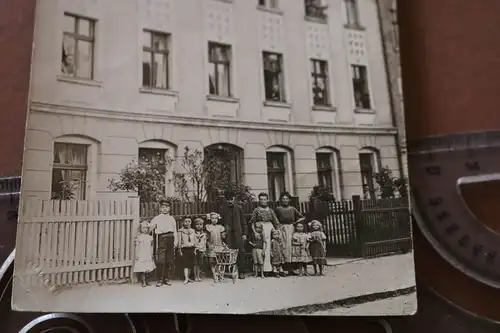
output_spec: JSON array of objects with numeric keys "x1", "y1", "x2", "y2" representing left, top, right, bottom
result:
[
  {"x1": 258, "y1": 0, "x2": 278, "y2": 9},
  {"x1": 208, "y1": 42, "x2": 232, "y2": 97},
  {"x1": 61, "y1": 13, "x2": 95, "y2": 79},
  {"x1": 316, "y1": 149, "x2": 342, "y2": 200},
  {"x1": 351, "y1": 65, "x2": 371, "y2": 109},
  {"x1": 139, "y1": 147, "x2": 167, "y2": 164},
  {"x1": 138, "y1": 147, "x2": 168, "y2": 195},
  {"x1": 142, "y1": 30, "x2": 170, "y2": 89},
  {"x1": 267, "y1": 152, "x2": 286, "y2": 202},
  {"x1": 263, "y1": 52, "x2": 286, "y2": 102},
  {"x1": 205, "y1": 144, "x2": 243, "y2": 201},
  {"x1": 316, "y1": 153, "x2": 333, "y2": 189},
  {"x1": 311, "y1": 59, "x2": 330, "y2": 106},
  {"x1": 51, "y1": 143, "x2": 88, "y2": 200},
  {"x1": 359, "y1": 150, "x2": 379, "y2": 200},
  {"x1": 305, "y1": 0, "x2": 327, "y2": 20},
  {"x1": 345, "y1": 0, "x2": 360, "y2": 27}
]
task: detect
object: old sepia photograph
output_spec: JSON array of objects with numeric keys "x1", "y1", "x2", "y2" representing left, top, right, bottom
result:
[{"x1": 12, "y1": 0, "x2": 416, "y2": 315}]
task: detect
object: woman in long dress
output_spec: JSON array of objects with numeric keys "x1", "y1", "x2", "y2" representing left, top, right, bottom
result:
[
  {"x1": 249, "y1": 192, "x2": 280, "y2": 274},
  {"x1": 274, "y1": 192, "x2": 305, "y2": 275}
]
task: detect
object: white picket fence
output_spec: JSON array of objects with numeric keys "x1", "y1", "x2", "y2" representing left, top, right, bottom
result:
[{"x1": 15, "y1": 198, "x2": 140, "y2": 289}]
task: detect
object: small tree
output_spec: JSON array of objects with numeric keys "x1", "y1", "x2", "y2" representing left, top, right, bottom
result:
[
  {"x1": 173, "y1": 146, "x2": 255, "y2": 202},
  {"x1": 372, "y1": 166, "x2": 408, "y2": 199},
  {"x1": 109, "y1": 146, "x2": 255, "y2": 204},
  {"x1": 108, "y1": 156, "x2": 174, "y2": 203},
  {"x1": 51, "y1": 178, "x2": 82, "y2": 200}
]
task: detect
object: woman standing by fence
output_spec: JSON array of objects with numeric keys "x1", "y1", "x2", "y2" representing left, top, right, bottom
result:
[
  {"x1": 249, "y1": 192, "x2": 280, "y2": 275},
  {"x1": 274, "y1": 192, "x2": 305, "y2": 275}
]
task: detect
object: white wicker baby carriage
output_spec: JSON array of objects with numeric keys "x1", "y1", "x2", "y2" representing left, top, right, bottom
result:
[{"x1": 214, "y1": 248, "x2": 239, "y2": 283}]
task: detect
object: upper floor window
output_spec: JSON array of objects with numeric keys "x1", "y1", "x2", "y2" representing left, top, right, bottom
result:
[
  {"x1": 263, "y1": 52, "x2": 286, "y2": 102},
  {"x1": 258, "y1": 0, "x2": 278, "y2": 9},
  {"x1": 208, "y1": 42, "x2": 232, "y2": 97},
  {"x1": 351, "y1": 65, "x2": 371, "y2": 109},
  {"x1": 61, "y1": 13, "x2": 95, "y2": 79},
  {"x1": 311, "y1": 59, "x2": 330, "y2": 106},
  {"x1": 142, "y1": 30, "x2": 171, "y2": 89},
  {"x1": 345, "y1": 0, "x2": 361, "y2": 27},
  {"x1": 305, "y1": 0, "x2": 327, "y2": 20},
  {"x1": 51, "y1": 142, "x2": 88, "y2": 200}
]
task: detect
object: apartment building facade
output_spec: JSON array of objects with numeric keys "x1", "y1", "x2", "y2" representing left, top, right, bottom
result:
[{"x1": 23, "y1": 0, "x2": 402, "y2": 202}]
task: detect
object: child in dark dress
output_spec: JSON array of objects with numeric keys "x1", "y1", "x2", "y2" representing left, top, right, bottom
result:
[
  {"x1": 270, "y1": 228, "x2": 286, "y2": 278},
  {"x1": 309, "y1": 220, "x2": 327, "y2": 276},
  {"x1": 193, "y1": 217, "x2": 207, "y2": 282}
]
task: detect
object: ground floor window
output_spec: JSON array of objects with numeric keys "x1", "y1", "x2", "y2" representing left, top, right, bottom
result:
[
  {"x1": 266, "y1": 147, "x2": 293, "y2": 202},
  {"x1": 51, "y1": 142, "x2": 88, "y2": 200},
  {"x1": 359, "y1": 149, "x2": 380, "y2": 200},
  {"x1": 138, "y1": 147, "x2": 168, "y2": 196},
  {"x1": 204, "y1": 143, "x2": 243, "y2": 201},
  {"x1": 316, "y1": 148, "x2": 342, "y2": 200}
]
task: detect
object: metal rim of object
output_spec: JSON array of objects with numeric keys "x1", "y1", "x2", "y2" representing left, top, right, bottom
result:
[
  {"x1": 409, "y1": 130, "x2": 500, "y2": 289},
  {"x1": 412, "y1": 194, "x2": 500, "y2": 290},
  {"x1": 377, "y1": 320, "x2": 393, "y2": 333},
  {"x1": 423, "y1": 282, "x2": 500, "y2": 326},
  {"x1": 18, "y1": 313, "x2": 94, "y2": 333}
]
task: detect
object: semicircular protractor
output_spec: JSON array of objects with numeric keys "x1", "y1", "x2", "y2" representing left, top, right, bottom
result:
[{"x1": 409, "y1": 130, "x2": 500, "y2": 288}]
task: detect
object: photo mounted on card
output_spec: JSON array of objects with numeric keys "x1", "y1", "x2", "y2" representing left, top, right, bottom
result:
[{"x1": 12, "y1": 0, "x2": 416, "y2": 315}]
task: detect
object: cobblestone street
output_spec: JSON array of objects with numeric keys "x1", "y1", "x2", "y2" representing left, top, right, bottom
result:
[{"x1": 13, "y1": 253, "x2": 416, "y2": 314}]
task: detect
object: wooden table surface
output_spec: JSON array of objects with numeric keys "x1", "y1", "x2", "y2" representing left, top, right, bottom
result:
[{"x1": 2, "y1": 0, "x2": 500, "y2": 331}]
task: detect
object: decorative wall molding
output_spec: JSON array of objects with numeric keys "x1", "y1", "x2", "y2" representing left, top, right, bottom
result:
[{"x1": 30, "y1": 101, "x2": 397, "y2": 136}]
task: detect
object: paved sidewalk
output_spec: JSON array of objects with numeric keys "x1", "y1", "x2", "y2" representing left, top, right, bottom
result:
[{"x1": 13, "y1": 253, "x2": 416, "y2": 314}]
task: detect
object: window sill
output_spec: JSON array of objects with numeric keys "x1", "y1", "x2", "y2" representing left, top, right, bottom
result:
[
  {"x1": 57, "y1": 75, "x2": 102, "y2": 87},
  {"x1": 312, "y1": 105, "x2": 337, "y2": 112},
  {"x1": 344, "y1": 23, "x2": 366, "y2": 31},
  {"x1": 257, "y1": 5, "x2": 284, "y2": 15},
  {"x1": 263, "y1": 100, "x2": 292, "y2": 109},
  {"x1": 354, "y1": 108, "x2": 375, "y2": 114},
  {"x1": 206, "y1": 95, "x2": 239, "y2": 103},
  {"x1": 140, "y1": 87, "x2": 179, "y2": 97},
  {"x1": 305, "y1": 15, "x2": 328, "y2": 24}
]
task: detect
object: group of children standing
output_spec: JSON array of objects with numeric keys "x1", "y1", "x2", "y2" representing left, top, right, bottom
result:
[
  {"x1": 133, "y1": 200, "x2": 328, "y2": 287},
  {"x1": 250, "y1": 220, "x2": 327, "y2": 278}
]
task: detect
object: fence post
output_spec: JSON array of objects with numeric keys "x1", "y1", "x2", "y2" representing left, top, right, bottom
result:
[
  {"x1": 352, "y1": 195, "x2": 364, "y2": 257},
  {"x1": 130, "y1": 196, "x2": 140, "y2": 283}
]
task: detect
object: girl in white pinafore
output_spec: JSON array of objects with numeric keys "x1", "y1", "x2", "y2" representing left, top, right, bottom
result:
[{"x1": 134, "y1": 222, "x2": 156, "y2": 287}]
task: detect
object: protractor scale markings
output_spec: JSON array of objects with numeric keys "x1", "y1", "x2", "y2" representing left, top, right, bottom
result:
[{"x1": 409, "y1": 130, "x2": 500, "y2": 288}]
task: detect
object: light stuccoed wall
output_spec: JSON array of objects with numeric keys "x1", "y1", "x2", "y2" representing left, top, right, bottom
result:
[{"x1": 22, "y1": 0, "x2": 401, "y2": 201}]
